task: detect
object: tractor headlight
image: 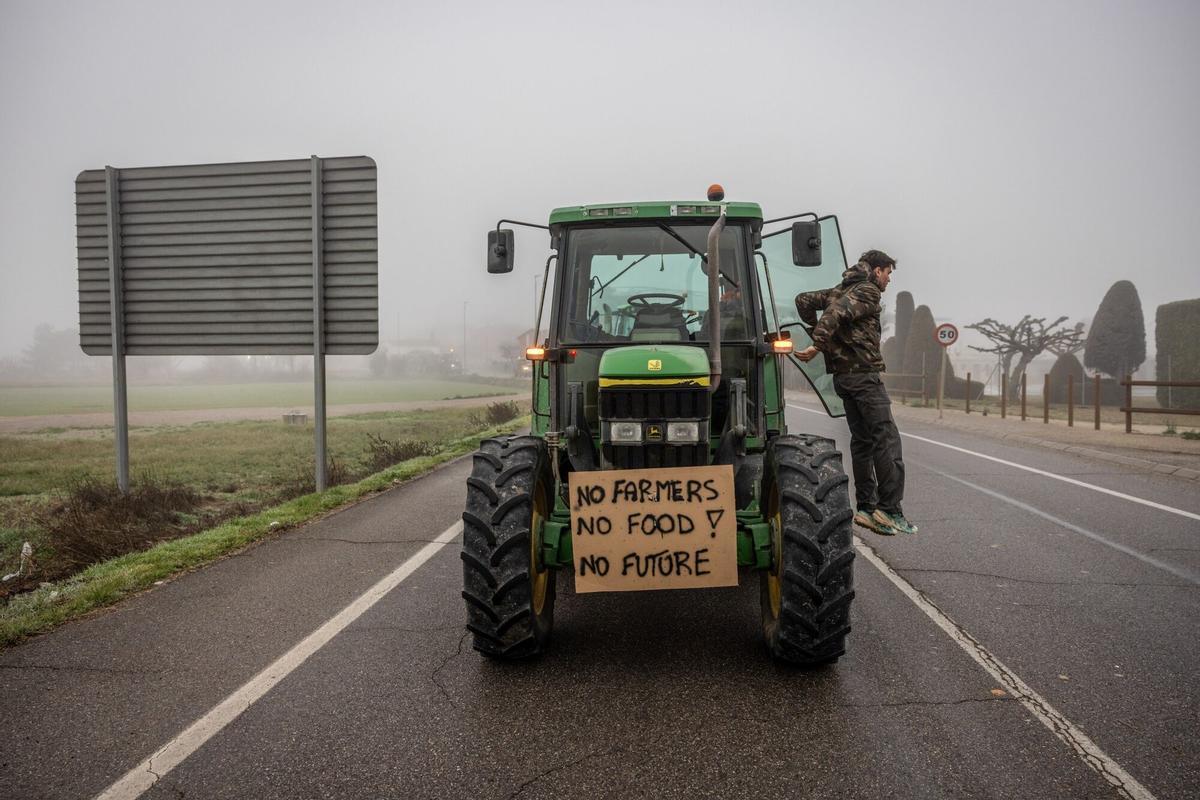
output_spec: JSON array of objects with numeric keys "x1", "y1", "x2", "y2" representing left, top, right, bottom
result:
[
  {"x1": 666, "y1": 421, "x2": 700, "y2": 443},
  {"x1": 609, "y1": 422, "x2": 642, "y2": 443}
]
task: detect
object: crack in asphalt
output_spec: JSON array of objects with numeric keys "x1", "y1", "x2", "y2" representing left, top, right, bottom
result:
[
  {"x1": 505, "y1": 746, "x2": 626, "y2": 800},
  {"x1": 430, "y1": 631, "x2": 469, "y2": 709},
  {"x1": 893, "y1": 566, "x2": 1191, "y2": 589},
  {"x1": 843, "y1": 696, "x2": 1013, "y2": 710},
  {"x1": 721, "y1": 696, "x2": 1011, "y2": 724}
]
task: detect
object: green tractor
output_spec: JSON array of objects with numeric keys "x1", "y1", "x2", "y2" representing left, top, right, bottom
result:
[{"x1": 462, "y1": 188, "x2": 854, "y2": 666}]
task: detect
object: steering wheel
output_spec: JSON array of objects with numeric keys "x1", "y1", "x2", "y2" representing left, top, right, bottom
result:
[{"x1": 627, "y1": 292, "x2": 686, "y2": 308}]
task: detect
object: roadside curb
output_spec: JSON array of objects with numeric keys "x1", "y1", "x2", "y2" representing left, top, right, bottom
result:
[
  {"x1": 912, "y1": 415, "x2": 1200, "y2": 481},
  {"x1": 788, "y1": 393, "x2": 1200, "y2": 480}
]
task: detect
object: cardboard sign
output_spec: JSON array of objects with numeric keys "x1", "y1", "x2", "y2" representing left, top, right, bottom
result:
[{"x1": 568, "y1": 465, "x2": 738, "y2": 593}]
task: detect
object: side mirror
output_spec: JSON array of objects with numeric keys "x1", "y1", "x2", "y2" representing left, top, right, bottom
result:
[
  {"x1": 791, "y1": 221, "x2": 822, "y2": 267},
  {"x1": 487, "y1": 229, "x2": 515, "y2": 274}
]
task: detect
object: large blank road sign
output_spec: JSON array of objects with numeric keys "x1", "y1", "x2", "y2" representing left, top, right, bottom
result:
[{"x1": 75, "y1": 156, "x2": 377, "y2": 355}]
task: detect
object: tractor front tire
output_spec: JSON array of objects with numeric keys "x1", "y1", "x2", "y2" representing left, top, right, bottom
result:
[
  {"x1": 461, "y1": 435, "x2": 556, "y2": 658},
  {"x1": 760, "y1": 434, "x2": 855, "y2": 666}
]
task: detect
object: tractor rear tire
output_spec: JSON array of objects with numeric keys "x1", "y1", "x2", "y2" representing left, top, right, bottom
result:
[
  {"x1": 461, "y1": 435, "x2": 556, "y2": 658},
  {"x1": 760, "y1": 433, "x2": 855, "y2": 666}
]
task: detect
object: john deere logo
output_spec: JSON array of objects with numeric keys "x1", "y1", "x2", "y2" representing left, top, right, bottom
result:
[
  {"x1": 647, "y1": 424, "x2": 663, "y2": 441},
  {"x1": 648, "y1": 359, "x2": 662, "y2": 371}
]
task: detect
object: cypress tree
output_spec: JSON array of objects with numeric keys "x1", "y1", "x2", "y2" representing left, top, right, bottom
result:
[
  {"x1": 1048, "y1": 353, "x2": 1085, "y2": 403},
  {"x1": 901, "y1": 305, "x2": 954, "y2": 396},
  {"x1": 1084, "y1": 281, "x2": 1146, "y2": 379},
  {"x1": 881, "y1": 336, "x2": 899, "y2": 372},
  {"x1": 893, "y1": 291, "x2": 914, "y2": 366}
]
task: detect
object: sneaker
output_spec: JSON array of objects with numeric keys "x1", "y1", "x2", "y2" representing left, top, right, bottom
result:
[
  {"x1": 873, "y1": 509, "x2": 918, "y2": 535},
  {"x1": 854, "y1": 509, "x2": 894, "y2": 536}
]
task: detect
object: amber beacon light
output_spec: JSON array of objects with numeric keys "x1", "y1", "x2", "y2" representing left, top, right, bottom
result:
[{"x1": 707, "y1": 184, "x2": 725, "y2": 202}]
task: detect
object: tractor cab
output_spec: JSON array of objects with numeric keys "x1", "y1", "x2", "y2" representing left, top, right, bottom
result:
[{"x1": 466, "y1": 188, "x2": 857, "y2": 666}]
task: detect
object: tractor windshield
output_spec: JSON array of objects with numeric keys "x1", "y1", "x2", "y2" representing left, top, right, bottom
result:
[{"x1": 557, "y1": 223, "x2": 752, "y2": 345}]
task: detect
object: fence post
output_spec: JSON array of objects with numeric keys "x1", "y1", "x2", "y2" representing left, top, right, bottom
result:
[
  {"x1": 921, "y1": 353, "x2": 928, "y2": 406},
  {"x1": 1020, "y1": 372, "x2": 1027, "y2": 421},
  {"x1": 966, "y1": 372, "x2": 971, "y2": 414},
  {"x1": 937, "y1": 348, "x2": 947, "y2": 419},
  {"x1": 1094, "y1": 373, "x2": 1101, "y2": 431},
  {"x1": 1068, "y1": 373, "x2": 1075, "y2": 427},
  {"x1": 1125, "y1": 374, "x2": 1132, "y2": 433},
  {"x1": 1001, "y1": 372, "x2": 1008, "y2": 419},
  {"x1": 1043, "y1": 374, "x2": 1050, "y2": 424}
]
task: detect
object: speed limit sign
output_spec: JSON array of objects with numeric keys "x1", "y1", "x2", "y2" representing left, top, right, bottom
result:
[{"x1": 935, "y1": 323, "x2": 959, "y2": 347}]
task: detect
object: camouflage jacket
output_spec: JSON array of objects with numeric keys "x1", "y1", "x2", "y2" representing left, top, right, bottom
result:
[{"x1": 794, "y1": 265, "x2": 885, "y2": 375}]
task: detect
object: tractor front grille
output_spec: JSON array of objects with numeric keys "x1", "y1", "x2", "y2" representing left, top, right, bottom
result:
[
  {"x1": 600, "y1": 386, "x2": 709, "y2": 420},
  {"x1": 600, "y1": 386, "x2": 710, "y2": 470}
]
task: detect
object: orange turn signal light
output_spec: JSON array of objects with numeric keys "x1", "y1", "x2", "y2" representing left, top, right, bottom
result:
[
  {"x1": 525, "y1": 347, "x2": 546, "y2": 361},
  {"x1": 772, "y1": 340, "x2": 794, "y2": 354}
]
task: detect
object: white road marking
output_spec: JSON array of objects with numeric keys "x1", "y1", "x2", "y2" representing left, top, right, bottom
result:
[
  {"x1": 925, "y1": 464, "x2": 1200, "y2": 585},
  {"x1": 787, "y1": 403, "x2": 1200, "y2": 523},
  {"x1": 94, "y1": 521, "x2": 464, "y2": 800},
  {"x1": 854, "y1": 536, "x2": 1157, "y2": 800}
]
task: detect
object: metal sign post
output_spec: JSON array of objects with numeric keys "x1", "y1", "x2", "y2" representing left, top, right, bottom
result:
[
  {"x1": 934, "y1": 323, "x2": 959, "y2": 419},
  {"x1": 104, "y1": 167, "x2": 130, "y2": 492},
  {"x1": 311, "y1": 156, "x2": 327, "y2": 491}
]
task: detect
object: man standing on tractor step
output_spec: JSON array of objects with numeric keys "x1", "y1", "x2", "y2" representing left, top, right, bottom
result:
[{"x1": 794, "y1": 250, "x2": 918, "y2": 536}]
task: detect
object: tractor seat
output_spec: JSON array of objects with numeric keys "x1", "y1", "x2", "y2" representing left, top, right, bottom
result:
[{"x1": 629, "y1": 304, "x2": 689, "y2": 342}]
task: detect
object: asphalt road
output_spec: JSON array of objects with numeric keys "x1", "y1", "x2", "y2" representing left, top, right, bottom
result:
[{"x1": 1, "y1": 403, "x2": 1197, "y2": 799}]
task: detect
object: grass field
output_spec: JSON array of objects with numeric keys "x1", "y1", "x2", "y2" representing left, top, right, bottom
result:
[
  {"x1": 0, "y1": 407, "x2": 527, "y2": 646},
  {"x1": 0, "y1": 401, "x2": 526, "y2": 607},
  {"x1": 0, "y1": 407, "x2": 493, "y2": 498},
  {"x1": 0, "y1": 379, "x2": 518, "y2": 417}
]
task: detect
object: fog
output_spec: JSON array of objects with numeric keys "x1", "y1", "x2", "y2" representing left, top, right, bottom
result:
[{"x1": 2, "y1": 0, "x2": 1198, "y2": 374}]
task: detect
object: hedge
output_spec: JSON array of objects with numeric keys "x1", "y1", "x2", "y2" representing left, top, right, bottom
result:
[{"x1": 1156, "y1": 298, "x2": 1200, "y2": 409}]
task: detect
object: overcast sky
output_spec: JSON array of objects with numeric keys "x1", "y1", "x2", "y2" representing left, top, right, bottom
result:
[{"x1": 2, "y1": 0, "x2": 1198, "y2": 365}]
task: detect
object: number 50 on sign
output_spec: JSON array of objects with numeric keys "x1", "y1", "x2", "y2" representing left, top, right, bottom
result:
[{"x1": 935, "y1": 323, "x2": 959, "y2": 347}]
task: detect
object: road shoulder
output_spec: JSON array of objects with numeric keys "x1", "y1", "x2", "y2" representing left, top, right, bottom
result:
[{"x1": 789, "y1": 391, "x2": 1200, "y2": 481}]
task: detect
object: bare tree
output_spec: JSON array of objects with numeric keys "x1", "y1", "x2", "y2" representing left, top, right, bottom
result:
[
  {"x1": 1047, "y1": 322, "x2": 1086, "y2": 357},
  {"x1": 967, "y1": 315, "x2": 1085, "y2": 397}
]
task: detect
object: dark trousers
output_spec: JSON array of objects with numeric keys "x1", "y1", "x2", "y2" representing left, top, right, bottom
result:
[{"x1": 832, "y1": 372, "x2": 905, "y2": 515}]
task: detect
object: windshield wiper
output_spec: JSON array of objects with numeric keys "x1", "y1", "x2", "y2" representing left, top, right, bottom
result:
[
  {"x1": 590, "y1": 253, "x2": 652, "y2": 299},
  {"x1": 656, "y1": 223, "x2": 706, "y2": 263},
  {"x1": 657, "y1": 223, "x2": 738, "y2": 288}
]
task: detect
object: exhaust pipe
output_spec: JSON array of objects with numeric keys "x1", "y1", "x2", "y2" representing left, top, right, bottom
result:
[{"x1": 705, "y1": 209, "x2": 727, "y2": 392}]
